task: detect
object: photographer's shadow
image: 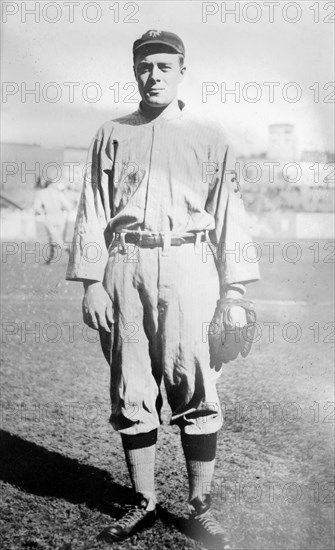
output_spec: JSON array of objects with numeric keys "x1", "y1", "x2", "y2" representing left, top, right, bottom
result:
[
  {"x1": 0, "y1": 429, "x2": 133, "y2": 518},
  {"x1": 0, "y1": 429, "x2": 190, "y2": 537}
]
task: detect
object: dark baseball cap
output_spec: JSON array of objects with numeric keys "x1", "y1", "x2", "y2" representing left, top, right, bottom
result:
[{"x1": 133, "y1": 30, "x2": 185, "y2": 57}]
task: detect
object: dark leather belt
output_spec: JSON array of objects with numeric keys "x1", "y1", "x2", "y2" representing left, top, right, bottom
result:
[{"x1": 114, "y1": 231, "x2": 211, "y2": 248}]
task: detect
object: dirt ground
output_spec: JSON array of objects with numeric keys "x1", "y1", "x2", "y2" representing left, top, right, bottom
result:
[{"x1": 1, "y1": 234, "x2": 334, "y2": 550}]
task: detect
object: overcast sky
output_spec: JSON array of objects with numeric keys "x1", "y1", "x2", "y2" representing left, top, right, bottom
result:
[{"x1": 1, "y1": 0, "x2": 334, "y2": 155}]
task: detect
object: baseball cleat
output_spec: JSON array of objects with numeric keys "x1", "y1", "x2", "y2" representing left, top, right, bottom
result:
[
  {"x1": 188, "y1": 496, "x2": 231, "y2": 550},
  {"x1": 98, "y1": 493, "x2": 156, "y2": 542}
]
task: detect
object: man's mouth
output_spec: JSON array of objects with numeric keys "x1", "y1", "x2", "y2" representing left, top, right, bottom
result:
[{"x1": 146, "y1": 89, "x2": 164, "y2": 94}]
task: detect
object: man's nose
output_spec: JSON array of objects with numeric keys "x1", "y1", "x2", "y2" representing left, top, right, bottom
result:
[{"x1": 150, "y1": 66, "x2": 161, "y2": 81}]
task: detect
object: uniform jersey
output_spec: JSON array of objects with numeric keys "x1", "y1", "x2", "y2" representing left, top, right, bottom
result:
[{"x1": 66, "y1": 99, "x2": 260, "y2": 288}]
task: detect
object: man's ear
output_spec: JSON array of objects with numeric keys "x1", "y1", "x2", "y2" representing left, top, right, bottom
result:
[
  {"x1": 180, "y1": 65, "x2": 186, "y2": 80},
  {"x1": 133, "y1": 65, "x2": 137, "y2": 79}
]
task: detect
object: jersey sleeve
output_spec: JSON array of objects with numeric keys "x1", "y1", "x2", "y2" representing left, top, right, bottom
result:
[
  {"x1": 206, "y1": 140, "x2": 260, "y2": 290},
  {"x1": 66, "y1": 129, "x2": 109, "y2": 282}
]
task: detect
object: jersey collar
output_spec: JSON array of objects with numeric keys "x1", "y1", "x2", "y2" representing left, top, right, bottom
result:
[{"x1": 137, "y1": 98, "x2": 185, "y2": 122}]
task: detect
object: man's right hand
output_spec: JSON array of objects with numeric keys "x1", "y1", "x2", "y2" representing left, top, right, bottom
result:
[{"x1": 82, "y1": 281, "x2": 114, "y2": 332}]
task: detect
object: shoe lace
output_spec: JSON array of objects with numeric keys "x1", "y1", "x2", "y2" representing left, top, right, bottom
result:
[
  {"x1": 195, "y1": 509, "x2": 225, "y2": 536},
  {"x1": 117, "y1": 505, "x2": 146, "y2": 528}
]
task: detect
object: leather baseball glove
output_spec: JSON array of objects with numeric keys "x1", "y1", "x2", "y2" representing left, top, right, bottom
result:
[{"x1": 209, "y1": 298, "x2": 257, "y2": 369}]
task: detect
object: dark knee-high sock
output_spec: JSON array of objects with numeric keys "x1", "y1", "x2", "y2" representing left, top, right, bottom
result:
[
  {"x1": 121, "y1": 429, "x2": 157, "y2": 509},
  {"x1": 181, "y1": 433, "x2": 217, "y2": 503}
]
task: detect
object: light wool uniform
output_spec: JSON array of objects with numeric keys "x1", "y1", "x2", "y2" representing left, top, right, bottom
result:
[
  {"x1": 67, "y1": 101, "x2": 259, "y2": 435},
  {"x1": 67, "y1": 29, "x2": 260, "y2": 548},
  {"x1": 34, "y1": 182, "x2": 72, "y2": 262}
]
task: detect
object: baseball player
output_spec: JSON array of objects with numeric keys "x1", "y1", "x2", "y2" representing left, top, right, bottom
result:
[
  {"x1": 67, "y1": 30, "x2": 260, "y2": 549},
  {"x1": 34, "y1": 177, "x2": 72, "y2": 262}
]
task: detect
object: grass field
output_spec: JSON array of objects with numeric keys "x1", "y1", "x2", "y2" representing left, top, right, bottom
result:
[{"x1": 1, "y1": 234, "x2": 334, "y2": 550}]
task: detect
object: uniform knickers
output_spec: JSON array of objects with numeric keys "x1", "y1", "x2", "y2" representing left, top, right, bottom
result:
[{"x1": 100, "y1": 242, "x2": 222, "y2": 436}]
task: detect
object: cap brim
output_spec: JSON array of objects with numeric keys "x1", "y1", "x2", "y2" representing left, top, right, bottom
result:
[{"x1": 133, "y1": 39, "x2": 183, "y2": 55}]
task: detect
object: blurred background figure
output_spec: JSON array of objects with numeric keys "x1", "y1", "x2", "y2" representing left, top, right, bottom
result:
[{"x1": 33, "y1": 176, "x2": 72, "y2": 263}]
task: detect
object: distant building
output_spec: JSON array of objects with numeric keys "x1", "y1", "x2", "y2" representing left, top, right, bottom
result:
[
  {"x1": 237, "y1": 157, "x2": 334, "y2": 189},
  {"x1": 267, "y1": 124, "x2": 298, "y2": 162},
  {"x1": 301, "y1": 150, "x2": 328, "y2": 164},
  {"x1": 1, "y1": 142, "x2": 64, "y2": 189},
  {"x1": 63, "y1": 146, "x2": 87, "y2": 165},
  {"x1": 1, "y1": 142, "x2": 86, "y2": 191}
]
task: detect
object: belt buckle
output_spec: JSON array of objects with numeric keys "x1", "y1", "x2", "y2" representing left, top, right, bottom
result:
[
  {"x1": 144, "y1": 233, "x2": 156, "y2": 248},
  {"x1": 174, "y1": 237, "x2": 184, "y2": 246},
  {"x1": 148, "y1": 236, "x2": 155, "y2": 248},
  {"x1": 161, "y1": 232, "x2": 171, "y2": 255}
]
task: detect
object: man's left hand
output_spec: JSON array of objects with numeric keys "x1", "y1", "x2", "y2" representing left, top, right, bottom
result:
[{"x1": 209, "y1": 298, "x2": 256, "y2": 368}]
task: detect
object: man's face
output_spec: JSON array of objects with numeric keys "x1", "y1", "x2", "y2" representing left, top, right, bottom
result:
[{"x1": 134, "y1": 51, "x2": 185, "y2": 108}]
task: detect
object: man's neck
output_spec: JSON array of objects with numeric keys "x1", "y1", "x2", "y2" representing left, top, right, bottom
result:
[
  {"x1": 139, "y1": 102, "x2": 168, "y2": 121},
  {"x1": 139, "y1": 99, "x2": 179, "y2": 121}
]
